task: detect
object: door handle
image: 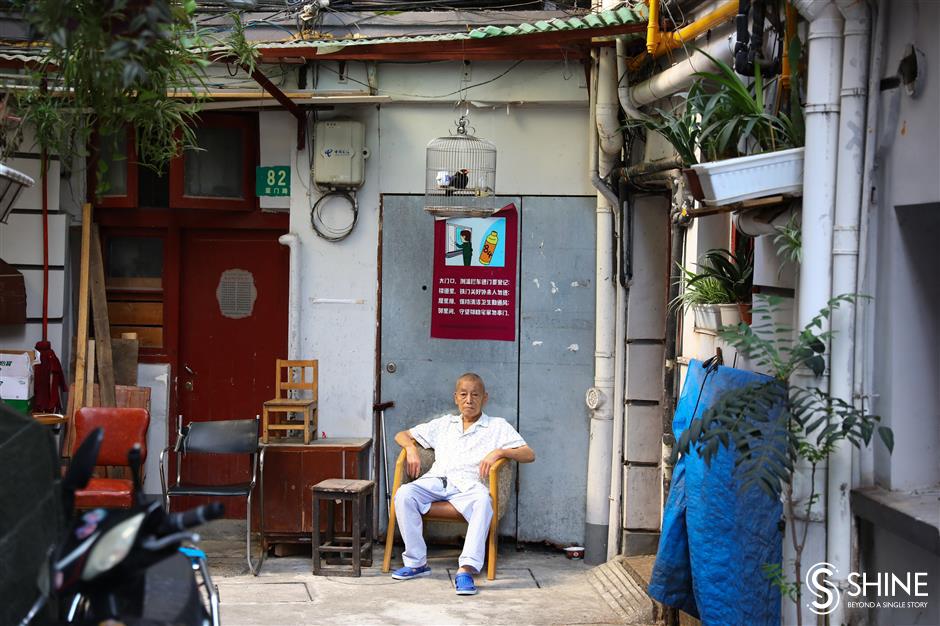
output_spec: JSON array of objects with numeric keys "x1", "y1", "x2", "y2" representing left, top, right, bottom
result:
[
  {"x1": 184, "y1": 364, "x2": 196, "y2": 376},
  {"x1": 184, "y1": 380, "x2": 194, "y2": 391}
]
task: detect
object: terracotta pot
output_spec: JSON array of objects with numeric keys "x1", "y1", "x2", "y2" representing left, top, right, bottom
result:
[
  {"x1": 683, "y1": 168, "x2": 705, "y2": 201},
  {"x1": 737, "y1": 302, "x2": 753, "y2": 325}
]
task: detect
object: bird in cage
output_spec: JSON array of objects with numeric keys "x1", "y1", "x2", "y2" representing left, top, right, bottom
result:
[{"x1": 445, "y1": 169, "x2": 469, "y2": 195}]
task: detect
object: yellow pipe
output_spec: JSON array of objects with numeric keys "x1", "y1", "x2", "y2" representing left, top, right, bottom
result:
[
  {"x1": 631, "y1": 0, "x2": 739, "y2": 70},
  {"x1": 780, "y1": 1, "x2": 798, "y2": 90},
  {"x1": 646, "y1": 0, "x2": 661, "y2": 56}
]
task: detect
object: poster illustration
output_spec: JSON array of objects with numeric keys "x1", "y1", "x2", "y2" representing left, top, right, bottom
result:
[{"x1": 430, "y1": 204, "x2": 517, "y2": 341}]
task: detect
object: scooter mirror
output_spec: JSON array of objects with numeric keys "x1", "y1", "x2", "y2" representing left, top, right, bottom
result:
[{"x1": 63, "y1": 427, "x2": 103, "y2": 494}]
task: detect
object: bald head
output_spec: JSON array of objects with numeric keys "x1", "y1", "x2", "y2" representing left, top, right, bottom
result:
[{"x1": 455, "y1": 372, "x2": 486, "y2": 393}]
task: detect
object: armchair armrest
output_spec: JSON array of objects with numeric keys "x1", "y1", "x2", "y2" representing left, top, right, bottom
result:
[
  {"x1": 390, "y1": 449, "x2": 408, "y2": 499},
  {"x1": 488, "y1": 457, "x2": 509, "y2": 503}
]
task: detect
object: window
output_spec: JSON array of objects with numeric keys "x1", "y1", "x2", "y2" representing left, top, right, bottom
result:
[
  {"x1": 105, "y1": 234, "x2": 165, "y2": 349},
  {"x1": 94, "y1": 127, "x2": 138, "y2": 209},
  {"x1": 169, "y1": 113, "x2": 257, "y2": 210}
]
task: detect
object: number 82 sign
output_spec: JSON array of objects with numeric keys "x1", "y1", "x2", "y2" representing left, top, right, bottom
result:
[{"x1": 255, "y1": 166, "x2": 291, "y2": 197}]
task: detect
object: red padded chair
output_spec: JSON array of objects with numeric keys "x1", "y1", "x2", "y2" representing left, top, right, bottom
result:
[{"x1": 70, "y1": 407, "x2": 150, "y2": 509}]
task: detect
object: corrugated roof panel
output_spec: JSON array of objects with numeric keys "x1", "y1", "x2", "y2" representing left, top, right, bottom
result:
[{"x1": 0, "y1": 8, "x2": 649, "y2": 62}]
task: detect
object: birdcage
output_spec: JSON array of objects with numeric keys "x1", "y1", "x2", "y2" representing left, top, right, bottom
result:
[{"x1": 424, "y1": 115, "x2": 497, "y2": 217}]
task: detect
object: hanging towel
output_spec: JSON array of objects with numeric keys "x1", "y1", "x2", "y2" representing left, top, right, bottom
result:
[{"x1": 33, "y1": 340, "x2": 66, "y2": 413}]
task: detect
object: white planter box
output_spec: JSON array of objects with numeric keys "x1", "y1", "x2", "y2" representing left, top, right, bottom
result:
[
  {"x1": 717, "y1": 304, "x2": 742, "y2": 328},
  {"x1": 692, "y1": 304, "x2": 722, "y2": 332},
  {"x1": 691, "y1": 147, "x2": 805, "y2": 206}
]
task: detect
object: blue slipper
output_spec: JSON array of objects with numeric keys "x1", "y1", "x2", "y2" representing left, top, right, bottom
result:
[
  {"x1": 391, "y1": 564, "x2": 431, "y2": 580},
  {"x1": 455, "y1": 572, "x2": 477, "y2": 595}
]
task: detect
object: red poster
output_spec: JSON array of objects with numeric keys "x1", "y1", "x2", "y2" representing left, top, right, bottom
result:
[{"x1": 430, "y1": 204, "x2": 517, "y2": 341}]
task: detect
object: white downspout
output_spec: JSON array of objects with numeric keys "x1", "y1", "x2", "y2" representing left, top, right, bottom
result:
[
  {"x1": 828, "y1": 2, "x2": 872, "y2": 624},
  {"x1": 585, "y1": 49, "x2": 619, "y2": 564},
  {"x1": 278, "y1": 232, "x2": 301, "y2": 359},
  {"x1": 616, "y1": 37, "x2": 646, "y2": 121},
  {"x1": 597, "y1": 47, "x2": 624, "y2": 176},
  {"x1": 791, "y1": 2, "x2": 844, "y2": 625}
]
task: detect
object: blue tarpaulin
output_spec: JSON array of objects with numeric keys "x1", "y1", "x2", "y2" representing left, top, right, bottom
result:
[{"x1": 648, "y1": 360, "x2": 783, "y2": 626}]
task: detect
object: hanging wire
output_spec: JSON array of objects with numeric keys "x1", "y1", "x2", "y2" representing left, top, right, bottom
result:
[{"x1": 311, "y1": 190, "x2": 358, "y2": 242}]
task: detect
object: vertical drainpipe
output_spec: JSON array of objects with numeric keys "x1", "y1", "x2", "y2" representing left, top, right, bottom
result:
[
  {"x1": 278, "y1": 232, "x2": 301, "y2": 359},
  {"x1": 586, "y1": 47, "x2": 621, "y2": 565},
  {"x1": 790, "y1": 2, "x2": 843, "y2": 625},
  {"x1": 828, "y1": 2, "x2": 871, "y2": 624}
]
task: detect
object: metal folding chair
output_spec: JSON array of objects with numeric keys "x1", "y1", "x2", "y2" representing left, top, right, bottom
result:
[{"x1": 159, "y1": 415, "x2": 265, "y2": 575}]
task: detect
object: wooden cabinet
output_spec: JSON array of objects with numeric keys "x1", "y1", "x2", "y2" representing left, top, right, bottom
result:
[{"x1": 256, "y1": 438, "x2": 371, "y2": 547}]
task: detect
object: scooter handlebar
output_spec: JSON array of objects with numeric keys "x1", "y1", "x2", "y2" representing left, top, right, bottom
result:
[{"x1": 160, "y1": 502, "x2": 225, "y2": 534}]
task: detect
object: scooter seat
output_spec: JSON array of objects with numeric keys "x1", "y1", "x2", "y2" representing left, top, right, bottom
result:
[{"x1": 75, "y1": 477, "x2": 133, "y2": 509}]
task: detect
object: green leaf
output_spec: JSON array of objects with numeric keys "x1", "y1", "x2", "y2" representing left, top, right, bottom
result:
[{"x1": 878, "y1": 426, "x2": 894, "y2": 453}]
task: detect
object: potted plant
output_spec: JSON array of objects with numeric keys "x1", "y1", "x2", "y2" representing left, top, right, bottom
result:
[
  {"x1": 634, "y1": 43, "x2": 805, "y2": 206},
  {"x1": 673, "y1": 246, "x2": 754, "y2": 331}
]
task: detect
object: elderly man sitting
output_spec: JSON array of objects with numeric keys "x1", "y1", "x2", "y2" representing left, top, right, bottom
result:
[{"x1": 390, "y1": 372, "x2": 535, "y2": 595}]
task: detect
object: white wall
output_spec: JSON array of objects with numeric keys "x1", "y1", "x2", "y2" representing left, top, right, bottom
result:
[
  {"x1": 255, "y1": 61, "x2": 592, "y2": 438},
  {"x1": 0, "y1": 132, "x2": 70, "y2": 367},
  {"x1": 869, "y1": 1, "x2": 940, "y2": 491}
]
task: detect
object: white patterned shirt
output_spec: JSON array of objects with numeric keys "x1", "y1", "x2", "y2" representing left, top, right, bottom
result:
[{"x1": 410, "y1": 412, "x2": 527, "y2": 493}]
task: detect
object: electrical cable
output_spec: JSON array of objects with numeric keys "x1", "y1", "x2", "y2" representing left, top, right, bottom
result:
[{"x1": 311, "y1": 190, "x2": 359, "y2": 242}]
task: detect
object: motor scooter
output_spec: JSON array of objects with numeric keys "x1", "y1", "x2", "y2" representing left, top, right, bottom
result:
[{"x1": 20, "y1": 426, "x2": 223, "y2": 626}]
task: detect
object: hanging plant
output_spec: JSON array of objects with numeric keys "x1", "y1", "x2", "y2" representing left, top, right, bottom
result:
[{"x1": 4, "y1": 0, "x2": 212, "y2": 192}]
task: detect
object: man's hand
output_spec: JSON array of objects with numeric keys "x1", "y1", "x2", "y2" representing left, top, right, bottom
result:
[
  {"x1": 479, "y1": 449, "x2": 504, "y2": 479},
  {"x1": 405, "y1": 446, "x2": 422, "y2": 478},
  {"x1": 394, "y1": 429, "x2": 423, "y2": 478}
]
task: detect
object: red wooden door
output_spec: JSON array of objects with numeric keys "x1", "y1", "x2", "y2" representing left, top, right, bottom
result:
[{"x1": 177, "y1": 229, "x2": 288, "y2": 515}]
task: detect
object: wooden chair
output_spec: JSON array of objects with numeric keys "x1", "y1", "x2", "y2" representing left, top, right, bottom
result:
[
  {"x1": 382, "y1": 447, "x2": 512, "y2": 580},
  {"x1": 262, "y1": 359, "x2": 318, "y2": 444},
  {"x1": 70, "y1": 407, "x2": 150, "y2": 510}
]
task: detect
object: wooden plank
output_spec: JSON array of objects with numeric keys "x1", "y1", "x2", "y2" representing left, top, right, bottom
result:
[
  {"x1": 111, "y1": 326, "x2": 163, "y2": 348},
  {"x1": 90, "y1": 226, "x2": 116, "y2": 407},
  {"x1": 107, "y1": 301, "x2": 163, "y2": 326},
  {"x1": 85, "y1": 339, "x2": 95, "y2": 408},
  {"x1": 111, "y1": 338, "x2": 139, "y2": 386},
  {"x1": 72, "y1": 203, "x2": 93, "y2": 412}
]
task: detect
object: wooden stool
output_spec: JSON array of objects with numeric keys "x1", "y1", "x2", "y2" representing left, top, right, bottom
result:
[
  {"x1": 312, "y1": 479, "x2": 374, "y2": 577},
  {"x1": 262, "y1": 359, "x2": 318, "y2": 444}
]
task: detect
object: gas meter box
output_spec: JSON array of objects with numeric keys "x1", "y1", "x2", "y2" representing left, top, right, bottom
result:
[{"x1": 313, "y1": 120, "x2": 368, "y2": 190}]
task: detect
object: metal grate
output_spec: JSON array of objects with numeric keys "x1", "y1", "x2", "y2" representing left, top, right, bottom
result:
[
  {"x1": 424, "y1": 115, "x2": 497, "y2": 217},
  {"x1": 216, "y1": 269, "x2": 257, "y2": 320}
]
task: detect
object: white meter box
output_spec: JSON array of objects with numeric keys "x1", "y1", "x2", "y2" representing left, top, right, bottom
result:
[{"x1": 313, "y1": 120, "x2": 368, "y2": 190}]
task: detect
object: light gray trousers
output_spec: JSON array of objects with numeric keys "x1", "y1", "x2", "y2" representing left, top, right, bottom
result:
[{"x1": 394, "y1": 475, "x2": 493, "y2": 572}]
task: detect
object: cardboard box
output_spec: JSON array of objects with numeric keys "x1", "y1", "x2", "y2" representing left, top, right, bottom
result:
[
  {"x1": 1, "y1": 397, "x2": 32, "y2": 414},
  {"x1": 0, "y1": 351, "x2": 35, "y2": 408}
]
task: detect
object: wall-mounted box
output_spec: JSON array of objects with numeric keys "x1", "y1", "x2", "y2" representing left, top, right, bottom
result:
[{"x1": 313, "y1": 120, "x2": 368, "y2": 190}]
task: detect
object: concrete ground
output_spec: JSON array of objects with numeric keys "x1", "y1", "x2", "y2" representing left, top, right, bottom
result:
[{"x1": 199, "y1": 522, "x2": 655, "y2": 626}]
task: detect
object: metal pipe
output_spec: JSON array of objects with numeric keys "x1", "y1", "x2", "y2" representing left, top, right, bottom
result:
[
  {"x1": 828, "y1": 2, "x2": 872, "y2": 624},
  {"x1": 278, "y1": 232, "x2": 301, "y2": 360},
  {"x1": 638, "y1": 0, "x2": 739, "y2": 63}
]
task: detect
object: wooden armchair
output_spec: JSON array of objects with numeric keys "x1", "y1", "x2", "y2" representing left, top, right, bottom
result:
[{"x1": 382, "y1": 446, "x2": 513, "y2": 580}]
